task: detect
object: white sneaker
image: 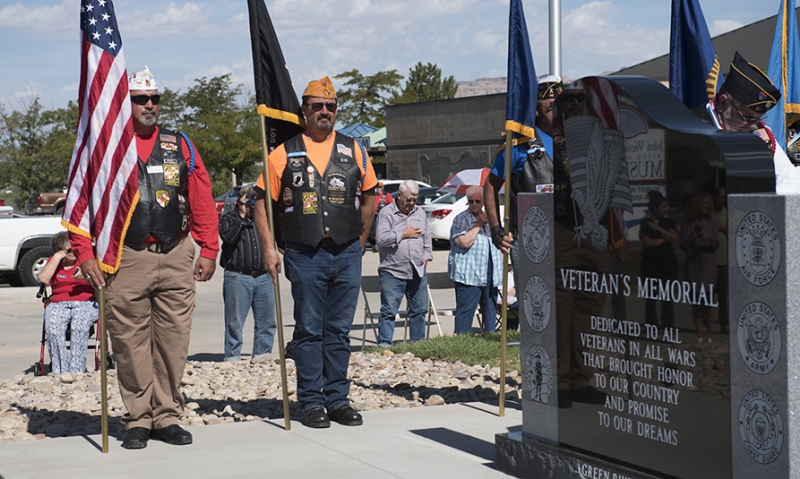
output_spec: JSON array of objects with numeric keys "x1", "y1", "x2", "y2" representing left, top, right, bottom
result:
[{"x1": 250, "y1": 353, "x2": 273, "y2": 364}]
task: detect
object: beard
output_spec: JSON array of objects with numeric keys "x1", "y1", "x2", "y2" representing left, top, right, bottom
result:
[
  {"x1": 137, "y1": 110, "x2": 158, "y2": 129},
  {"x1": 719, "y1": 102, "x2": 754, "y2": 133}
]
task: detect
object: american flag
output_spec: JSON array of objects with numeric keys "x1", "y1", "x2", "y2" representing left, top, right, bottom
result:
[{"x1": 62, "y1": 0, "x2": 139, "y2": 274}]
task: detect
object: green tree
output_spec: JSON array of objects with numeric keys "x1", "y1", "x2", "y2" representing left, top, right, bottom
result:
[
  {"x1": 0, "y1": 98, "x2": 78, "y2": 198},
  {"x1": 168, "y1": 74, "x2": 262, "y2": 195},
  {"x1": 334, "y1": 69, "x2": 403, "y2": 127},
  {"x1": 393, "y1": 62, "x2": 457, "y2": 104}
]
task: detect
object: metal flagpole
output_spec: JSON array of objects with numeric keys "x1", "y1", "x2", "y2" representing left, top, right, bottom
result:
[
  {"x1": 258, "y1": 114, "x2": 291, "y2": 431},
  {"x1": 98, "y1": 288, "x2": 109, "y2": 453},
  {"x1": 549, "y1": 0, "x2": 562, "y2": 77},
  {"x1": 498, "y1": 132, "x2": 514, "y2": 417}
]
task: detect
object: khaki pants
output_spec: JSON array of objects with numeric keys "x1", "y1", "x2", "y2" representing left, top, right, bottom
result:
[{"x1": 105, "y1": 238, "x2": 195, "y2": 430}]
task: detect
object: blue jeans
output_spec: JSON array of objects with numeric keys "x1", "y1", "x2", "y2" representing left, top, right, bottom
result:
[
  {"x1": 223, "y1": 270, "x2": 277, "y2": 361},
  {"x1": 378, "y1": 270, "x2": 428, "y2": 344},
  {"x1": 454, "y1": 281, "x2": 497, "y2": 334},
  {"x1": 284, "y1": 239, "x2": 361, "y2": 413}
]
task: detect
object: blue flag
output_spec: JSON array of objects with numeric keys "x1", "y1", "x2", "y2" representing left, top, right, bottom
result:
[
  {"x1": 765, "y1": 0, "x2": 800, "y2": 151},
  {"x1": 669, "y1": 0, "x2": 723, "y2": 109},
  {"x1": 505, "y1": 0, "x2": 537, "y2": 139}
]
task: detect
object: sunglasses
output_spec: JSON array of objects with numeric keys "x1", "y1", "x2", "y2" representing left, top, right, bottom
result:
[
  {"x1": 305, "y1": 102, "x2": 337, "y2": 113},
  {"x1": 65, "y1": 248, "x2": 73, "y2": 254},
  {"x1": 561, "y1": 93, "x2": 585, "y2": 103},
  {"x1": 468, "y1": 199, "x2": 483, "y2": 204},
  {"x1": 130, "y1": 94, "x2": 161, "y2": 106},
  {"x1": 401, "y1": 196, "x2": 417, "y2": 203}
]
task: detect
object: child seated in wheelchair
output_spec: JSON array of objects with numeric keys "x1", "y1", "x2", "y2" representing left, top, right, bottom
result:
[{"x1": 37, "y1": 231, "x2": 98, "y2": 374}]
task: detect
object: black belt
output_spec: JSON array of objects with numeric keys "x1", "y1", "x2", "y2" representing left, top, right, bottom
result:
[
  {"x1": 126, "y1": 238, "x2": 182, "y2": 254},
  {"x1": 227, "y1": 269, "x2": 268, "y2": 278}
]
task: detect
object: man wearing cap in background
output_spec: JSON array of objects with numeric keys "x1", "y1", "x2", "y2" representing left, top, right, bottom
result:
[
  {"x1": 219, "y1": 184, "x2": 276, "y2": 364},
  {"x1": 253, "y1": 76, "x2": 377, "y2": 428},
  {"x1": 484, "y1": 74, "x2": 561, "y2": 258},
  {"x1": 73, "y1": 67, "x2": 219, "y2": 449},
  {"x1": 694, "y1": 52, "x2": 800, "y2": 194}
]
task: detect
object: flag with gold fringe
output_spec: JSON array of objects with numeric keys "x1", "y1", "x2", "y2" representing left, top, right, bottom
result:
[
  {"x1": 247, "y1": 0, "x2": 305, "y2": 151},
  {"x1": 505, "y1": 0, "x2": 537, "y2": 140},
  {"x1": 62, "y1": 0, "x2": 139, "y2": 274},
  {"x1": 765, "y1": 0, "x2": 800, "y2": 151},
  {"x1": 669, "y1": 0, "x2": 723, "y2": 109}
]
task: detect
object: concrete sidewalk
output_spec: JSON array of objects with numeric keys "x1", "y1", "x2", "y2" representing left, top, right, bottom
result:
[{"x1": 0, "y1": 401, "x2": 521, "y2": 479}]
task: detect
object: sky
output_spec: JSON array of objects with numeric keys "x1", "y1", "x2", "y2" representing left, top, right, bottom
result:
[{"x1": 0, "y1": 0, "x2": 781, "y2": 111}]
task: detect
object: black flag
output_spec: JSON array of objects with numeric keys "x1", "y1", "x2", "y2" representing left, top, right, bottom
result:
[{"x1": 247, "y1": 0, "x2": 305, "y2": 151}]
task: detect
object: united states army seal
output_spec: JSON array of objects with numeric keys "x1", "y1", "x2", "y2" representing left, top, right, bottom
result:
[
  {"x1": 737, "y1": 302, "x2": 781, "y2": 375},
  {"x1": 736, "y1": 212, "x2": 780, "y2": 287},
  {"x1": 524, "y1": 345, "x2": 553, "y2": 404},
  {"x1": 738, "y1": 389, "x2": 783, "y2": 464},
  {"x1": 522, "y1": 206, "x2": 550, "y2": 264},
  {"x1": 523, "y1": 276, "x2": 551, "y2": 332}
]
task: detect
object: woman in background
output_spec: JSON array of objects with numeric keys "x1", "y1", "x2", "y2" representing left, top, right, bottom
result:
[
  {"x1": 639, "y1": 191, "x2": 679, "y2": 330},
  {"x1": 37, "y1": 231, "x2": 98, "y2": 374}
]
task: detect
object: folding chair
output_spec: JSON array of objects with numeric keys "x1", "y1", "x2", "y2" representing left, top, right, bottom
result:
[
  {"x1": 425, "y1": 272, "x2": 453, "y2": 338},
  {"x1": 360, "y1": 275, "x2": 409, "y2": 348}
]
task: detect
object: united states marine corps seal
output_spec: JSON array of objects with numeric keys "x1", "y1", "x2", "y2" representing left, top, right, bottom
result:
[
  {"x1": 737, "y1": 302, "x2": 781, "y2": 375},
  {"x1": 523, "y1": 276, "x2": 551, "y2": 332},
  {"x1": 736, "y1": 212, "x2": 780, "y2": 286},
  {"x1": 522, "y1": 206, "x2": 550, "y2": 264},
  {"x1": 524, "y1": 345, "x2": 553, "y2": 404},
  {"x1": 738, "y1": 389, "x2": 783, "y2": 464}
]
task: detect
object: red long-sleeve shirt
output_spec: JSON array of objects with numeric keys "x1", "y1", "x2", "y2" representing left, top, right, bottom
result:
[{"x1": 71, "y1": 126, "x2": 219, "y2": 266}]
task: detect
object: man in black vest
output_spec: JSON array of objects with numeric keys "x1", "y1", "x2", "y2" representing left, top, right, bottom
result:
[
  {"x1": 254, "y1": 76, "x2": 378, "y2": 428},
  {"x1": 73, "y1": 67, "x2": 219, "y2": 449}
]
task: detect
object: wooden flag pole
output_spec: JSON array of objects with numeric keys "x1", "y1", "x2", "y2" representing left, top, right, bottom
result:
[
  {"x1": 498, "y1": 130, "x2": 514, "y2": 417},
  {"x1": 98, "y1": 288, "x2": 109, "y2": 452},
  {"x1": 258, "y1": 114, "x2": 291, "y2": 431}
]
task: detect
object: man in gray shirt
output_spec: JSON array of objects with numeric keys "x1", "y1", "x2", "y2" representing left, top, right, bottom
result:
[{"x1": 375, "y1": 180, "x2": 433, "y2": 347}]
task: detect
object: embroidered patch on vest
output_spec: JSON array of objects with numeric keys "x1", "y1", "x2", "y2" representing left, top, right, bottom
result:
[
  {"x1": 164, "y1": 164, "x2": 180, "y2": 187},
  {"x1": 155, "y1": 189, "x2": 170, "y2": 208},
  {"x1": 302, "y1": 192, "x2": 318, "y2": 214},
  {"x1": 160, "y1": 134, "x2": 177, "y2": 143},
  {"x1": 161, "y1": 141, "x2": 178, "y2": 152},
  {"x1": 337, "y1": 144, "x2": 352, "y2": 157},
  {"x1": 292, "y1": 171, "x2": 304, "y2": 187},
  {"x1": 282, "y1": 187, "x2": 293, "y2": 205},
  {"x1": 328, "y1": 173, "x2": 346, "y2": 205}
]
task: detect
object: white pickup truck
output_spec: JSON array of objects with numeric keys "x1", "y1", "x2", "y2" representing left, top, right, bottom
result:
[{"x1": 0, "y1": 207, "x2": 65, "y2": 286}]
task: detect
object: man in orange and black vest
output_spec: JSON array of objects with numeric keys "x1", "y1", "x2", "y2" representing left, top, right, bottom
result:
[{"x1": 254, "y1": 76, "x2": 378, "y2": 429}]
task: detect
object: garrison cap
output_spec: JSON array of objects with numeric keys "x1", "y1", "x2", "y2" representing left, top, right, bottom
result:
[
  {"x1": 722, "y1": 52, "x2": 780, "y2": 114},
  {"x1": 538, "y1": 75, "x2": 563, "y2": 100},
  {"x1": 302, "y1": 76, "x2": 336, "y2": 99}
]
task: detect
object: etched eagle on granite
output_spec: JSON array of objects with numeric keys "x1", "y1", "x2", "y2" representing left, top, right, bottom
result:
[{"x1": 564, "y1": 115, "x2": 631, "y2": 251}]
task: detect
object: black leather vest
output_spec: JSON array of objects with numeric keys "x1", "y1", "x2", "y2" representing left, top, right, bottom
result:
[
  {"x1": 509, "y1": 135, "x2": 554, "y2": 233},
  {"x1": 278, "y1": 132, "x2": 363, "y2": 247},
  {"x1": 126, "y1": 128, "x2": 190, "y2": 245}
]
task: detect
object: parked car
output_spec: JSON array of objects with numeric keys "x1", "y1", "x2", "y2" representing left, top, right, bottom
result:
[
  {"x1": 379, "y1": 179, "x2": 432, "y2": 194},
  {"x1": 390, "y1": 186, "x2": 445, "y2": 207},
  {"x1": 421, "y1": 192, "x2": 503, "y2": 249},
  {"x1": 0, "y1": 213, "x2": 64, "y2": 286},
  {"x1": 26, "y1": 191, "x2": 67, "y2": 215}
]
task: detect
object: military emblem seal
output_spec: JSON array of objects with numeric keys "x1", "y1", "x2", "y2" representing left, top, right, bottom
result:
[
  {"x1": 736, "y1": 212, "x2": 780, "y2": 287},
  {"x1": 738, "y1": 389, "x2": 783, "y2": 464},
  {"x1": 737, "y1": 302, "x2": 781, "y2": 375},
  {"x1": 524, "y1": 345, "x2": 553, "y2": 404},
  {"x1": 523, "y1": 276, "x2": 551, "y2": 332},
  {"x1": 522, "y1": 206, "x2": 550, "y2": 264}
]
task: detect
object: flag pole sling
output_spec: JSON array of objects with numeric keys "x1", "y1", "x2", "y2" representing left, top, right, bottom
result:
[
  {"x1": 258, "y1": 114, "x2": 291, "y2": 430},
  {"x1": 499, "y1": 130, "x2": 514, "y2": 417},
  {"x1": 98, "y1": 288, "x2": 109, "y2": 452}
]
